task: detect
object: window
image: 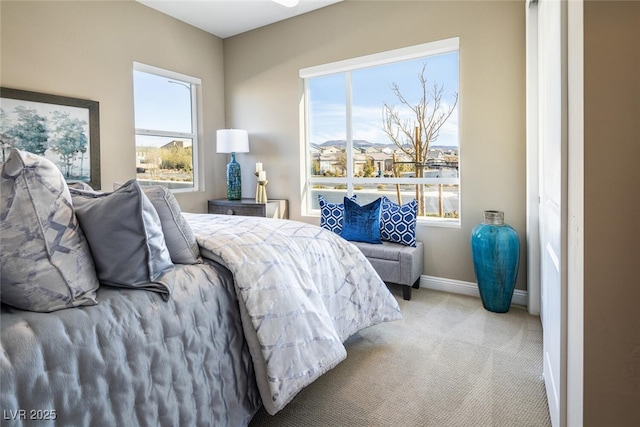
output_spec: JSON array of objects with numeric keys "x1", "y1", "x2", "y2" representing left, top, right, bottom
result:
[
  {"x1": 300, "y1": 38, "x2": 460, "y2": 225},
  {"x1": 133, "y1": 62, "x2": 200, "y2": 191}
]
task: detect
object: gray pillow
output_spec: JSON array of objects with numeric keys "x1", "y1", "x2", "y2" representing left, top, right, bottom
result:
[
  {"x1": 142, "y1": 186, "x2": 202, "y2": 265},
  {"x1": 70, "y1": 179, "x2": 175, "y2": 300},
  {"x1": 0, "y1": 149, "x2": 99, "y2": 312}
]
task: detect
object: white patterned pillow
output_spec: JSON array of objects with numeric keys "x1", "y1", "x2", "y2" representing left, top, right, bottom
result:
[
  {"x1": 318, "y1": 194, "x2": 356, "y2": 234},
  {"x1": 0, "y1": 149, "x2": 99, "y2": 312},
  {"x1": 380, "y1": 197, "x2": 418, "y2": 247}
]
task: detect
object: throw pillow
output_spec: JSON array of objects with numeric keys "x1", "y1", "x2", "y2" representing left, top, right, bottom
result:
[
  {"x1": 142, "y1": 186, "x2": 202, "y2": 265},
  {"x1": 380, "y1": 197, "x2": 418, "y2": 247},
  {"x1": 340, "y1": 197, "x2": 382, "y2": 244},
  {"x1": 0, "y1": 149, "x2": 99, "y2": 312},
  {"x1": 318, "y1": 194, "x2": 356, "y2": 234},
  {"x1": 70, "y1": 179, "x2": 175, "y2": 300}
]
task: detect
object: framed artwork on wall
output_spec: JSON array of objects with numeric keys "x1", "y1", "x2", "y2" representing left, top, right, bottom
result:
[{"x1": 0, "y1": 87, "x2": 101, "y2": 189}]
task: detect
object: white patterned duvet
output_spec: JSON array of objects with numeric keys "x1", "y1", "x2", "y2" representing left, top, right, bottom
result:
[{"x1": 185, "y1": 213, "x2": 401, "y2": 415}]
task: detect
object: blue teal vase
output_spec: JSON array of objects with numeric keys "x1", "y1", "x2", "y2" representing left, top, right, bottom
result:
[
  {"x1": 471, "y1": 210, "x2": 520, "y2": 313},
  {"x1": 226, "y1": 152, "x2": 242, "y2": 200}
]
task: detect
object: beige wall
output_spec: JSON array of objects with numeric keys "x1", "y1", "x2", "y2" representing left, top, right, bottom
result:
[
  {"x1": 1, "y1": 0, "x2": 527, "y2": 291},
  {"x1": 583, "y1": 1, "x2": 640, "y2": 425},
  {"x1": 0, "y1": 0, "x2": 225, "y2": 213},
  {"x1": 223, "y1": 0, "x2": 527, "y2": 289}
]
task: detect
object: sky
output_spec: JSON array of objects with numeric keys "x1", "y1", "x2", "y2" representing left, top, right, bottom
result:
[
  {"x1": 133, "y1": 70, "x2": 193, "y2": 148},
  {"x1": 132, "y1": 50, "x2": 459, "y2": 150},
  {"x1": 308, "y1": 51, "x2": 459, "y2": 147}
]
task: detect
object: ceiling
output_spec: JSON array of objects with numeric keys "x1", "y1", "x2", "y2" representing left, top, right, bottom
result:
[{"x1": 136, "y1": 0, "x2": 343, "y2": 39}]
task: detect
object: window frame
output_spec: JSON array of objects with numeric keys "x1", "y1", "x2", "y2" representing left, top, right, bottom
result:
[
  {"x1": 133, "y1": 62, "x2": 202, "y2": 193},
  {"x1": 299, "y1": 37, "x2": 461, "y2": 227}
]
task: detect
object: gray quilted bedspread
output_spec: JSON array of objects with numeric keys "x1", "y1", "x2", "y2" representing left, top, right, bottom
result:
[
  {"x1": 184, "y1": 213, "x2": 402, "y2": 415},
  {"x1": 0, "y1": 261, "x2": 261, "y2": 427}
]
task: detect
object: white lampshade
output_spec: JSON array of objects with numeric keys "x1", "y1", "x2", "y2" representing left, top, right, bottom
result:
[{"x1": 216, "y1": 129, "x2": 250, "y2": 154}]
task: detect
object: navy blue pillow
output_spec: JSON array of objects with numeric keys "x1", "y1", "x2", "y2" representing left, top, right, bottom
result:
[{"x1": 340, "y1": 197, "x2": 382, "y2": 244}]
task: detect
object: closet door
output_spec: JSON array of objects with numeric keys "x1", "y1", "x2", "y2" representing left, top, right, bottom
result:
[{"x1": 535, "y1": 0, "x2": 568, "y2": 426}]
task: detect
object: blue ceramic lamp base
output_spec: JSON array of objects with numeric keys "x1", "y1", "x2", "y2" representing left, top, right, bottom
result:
[{"x1": 226, "y1": 152, "x2": 242, "y2": 200}]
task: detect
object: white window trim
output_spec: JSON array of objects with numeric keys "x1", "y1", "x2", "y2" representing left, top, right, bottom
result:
[
  {"x1": 133, "y1": 62, "x2": 202, "y2": 193},
  {"x1": 299, "y1": 37, "x2": 459, "y2": 78},
  {"x1": 300, "y1": 38, "x2": 461, "y2": 227},
  {"x1": 134, "y1": 62, "x2": 202, "y2": 85}
]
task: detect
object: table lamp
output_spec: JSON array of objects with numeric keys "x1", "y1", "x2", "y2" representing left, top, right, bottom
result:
[{"x1": 216, "y1": 129, "x2": 249, "y2": 200}]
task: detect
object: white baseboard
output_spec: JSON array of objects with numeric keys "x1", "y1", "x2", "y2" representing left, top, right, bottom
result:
[{"x1": 419, "y1": 275, "x2": 528, "y2": 307}]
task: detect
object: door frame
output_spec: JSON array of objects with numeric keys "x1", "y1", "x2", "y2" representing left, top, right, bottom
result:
[
  {"x1": 525, "y1": 0, "x2": 584, "y2": 426},
  {"x1": 526, "y1": 0, "x2": 541, "y2": 318},
  {"x1": 526, "y1": 0, "x2": 567, "y2": 424},
  {"x1": 565, "y1": 0, "x2": 584, "y2": 425}
]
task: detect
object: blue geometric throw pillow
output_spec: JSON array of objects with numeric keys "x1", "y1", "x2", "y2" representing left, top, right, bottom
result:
[
  {"x1": 341, "y1": 197, "x2": 382, "y2": 244},
  {"x1": 380, "y1": 196, "x2": 418, "y2": 247},
  {"x1": 318, "y1": 194, "x2": 356, "y2": 234}
]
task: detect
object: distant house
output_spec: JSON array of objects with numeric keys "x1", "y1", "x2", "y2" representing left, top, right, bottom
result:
[
  {"x1": 363, "y1": 146, "x2": 380, "y2": 154},
  {"x1": 321, "y1": 146, "x2": 341, "y2": 154},
  {"x1": 427, "y1": 147, "x2": 444, "y2": 160},
  {"x1": 311, "y1": 142, "x2": 458, "y2": 177},
  {"x1": 161, "y1": 140, "x2": 185, "y2": 149}
]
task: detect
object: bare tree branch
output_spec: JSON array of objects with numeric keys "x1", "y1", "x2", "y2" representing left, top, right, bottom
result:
[{"x1": 381, "y1": 62, "x2": 458, "y2": 215}]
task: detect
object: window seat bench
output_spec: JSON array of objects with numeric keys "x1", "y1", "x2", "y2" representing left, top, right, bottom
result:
[{"x1": 350, "y1": 240, "x2": 424, "y2": 301}]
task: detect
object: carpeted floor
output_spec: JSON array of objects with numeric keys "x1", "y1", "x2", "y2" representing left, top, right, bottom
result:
[{"x1": 249, "y1": 286, "x2": 551, "y2": 427}]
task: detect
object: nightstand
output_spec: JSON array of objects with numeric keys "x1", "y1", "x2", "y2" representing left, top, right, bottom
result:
[{"x1": 208, "y1": 199, "x2": 289, "y2": 219}]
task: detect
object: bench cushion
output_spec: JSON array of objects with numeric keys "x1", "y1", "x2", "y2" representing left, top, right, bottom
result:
[
  {"x1": 352, "y1": 240, "x2": 405, "y2": 261},
  {"x1": 350, "y1": 240, "x2": 424, "y2": 287}
]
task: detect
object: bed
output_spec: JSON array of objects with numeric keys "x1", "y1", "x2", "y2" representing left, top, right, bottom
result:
[
  {"x1": 0, "y1": 149, "x2": 401, "y2": 426},
  {"x1": 1, "y1": 259, "x2": 260, "y2": 426}
]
